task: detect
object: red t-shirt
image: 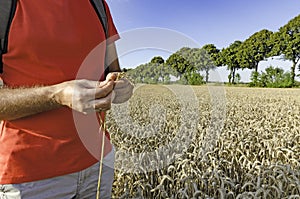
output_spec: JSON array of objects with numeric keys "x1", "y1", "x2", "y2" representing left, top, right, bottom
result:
[{"x1": 0, "y1": 0, "x2": 119, "y2": 184}]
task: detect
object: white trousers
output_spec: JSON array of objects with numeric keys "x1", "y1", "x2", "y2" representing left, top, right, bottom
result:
[{"x1": 0, "y1": 147, "x2": 115, "y2": 199}]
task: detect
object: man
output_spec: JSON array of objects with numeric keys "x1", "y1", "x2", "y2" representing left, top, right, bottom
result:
[{"x1": 0, "y1": 0, "x2": 133, "y2": 198}]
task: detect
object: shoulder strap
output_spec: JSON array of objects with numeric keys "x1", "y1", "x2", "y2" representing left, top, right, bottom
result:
[
  {"x1": 0, "y1": 0, "x2": 17, "y2": 73},
  {"x1": 90, "y1": 0, "x2": 110, "y2": 77},
  {"x1": 90, "y1": 0, "x2": 108, "y2": 38}
]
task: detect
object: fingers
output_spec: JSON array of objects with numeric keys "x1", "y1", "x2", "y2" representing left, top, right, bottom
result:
[
  {"x1": 92, "y1": 92, "x2": 114, "y2": 112},
  {"x1": 75, "y1": 79, "x2": 106, "y2": 89},
  {"x1": 94, "y1": 81, "x2": 114, "y2": 99},
  {"x1": 106, "y1": 72, "x2": 118, "y2": 81},
  {"x1": 112, "y1": 78, "x2": 134, "y2": 104},
  {"x1": 81, "y1": 92, "x2": 113, "y2": 114},
  {"x1": 92, "y1": 72, "x2": 121, "y2": 90},
  {"x1": 88, "y1": 81, "x2": 115, "y2": 111},
  {"x1": 114, "y1": 78, "x2": 134, "y2": 89},
  {"x1": 96, "y1": 80, "x2": 109, "y2": 88},
  {"x1": 62, "y1": 79, "x2": 115, "y2": 114},
  {"x1": 66, "y1": 77, "x2": 133, "y2": 113},
  {"x1": 114, "y1": 85, "x2": 133, "y2": 97},
  {"x1": 78, "y1": 78, "x2": 113, "y2": 89}
]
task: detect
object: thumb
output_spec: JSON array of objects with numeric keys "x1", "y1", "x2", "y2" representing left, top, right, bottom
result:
[
  {"x1": 106, "y1": 72, "x2": 118, "y2": 81},
  {"x1": 97, "y1": 79, "x2": 110, "y2": 88}
]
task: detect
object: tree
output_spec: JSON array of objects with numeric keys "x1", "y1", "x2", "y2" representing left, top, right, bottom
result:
[
  {"x1": 166, "y1": 53, "x2": 195, "y2": 83},
  {"x1": 202, "y1": 44, "x2": 220, "y2": 63},
  {"x1": 238, "y1": 29, "x2": 273, "y2": 72},
  {"x1": 202, "y1": 44, "x2": 220, "y2": 83},
  {"x1": 192, "y1": 48, "x2": 215, "y2": 83},
  {"x1": 150, "y1": 56, "x2": 165, "y2": 64},
  {"x1": 150, "y1": 56, "x2": 166, "y2": 83},
  {"x1": 269, "y1": 14, "x2": 300, "y2": 86},
  {"x1": 218, "y1": 41, "x2": 242, "y2": 84},
  {"x1": 176, "y1": 47, "x2": 193, "y2": 61},
  {"x1": 174, "y1": 46, "x2": 219, "y2": 83}
]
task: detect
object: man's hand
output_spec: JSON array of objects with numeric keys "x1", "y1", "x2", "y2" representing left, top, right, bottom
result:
[
  {"x1": 53, "y1": 79, "x2": 115, "y2": 114},
  {"x1": 113, "y1": 78, "x2": 134, "y2": 104},
  {"x1": 106, "y1": 72, "x2": 134, "y2": 104}
]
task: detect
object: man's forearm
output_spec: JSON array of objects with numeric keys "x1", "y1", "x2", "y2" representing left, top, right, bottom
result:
[
  {"x1": 0, "y1": 78, "x2": 116, "y2": 121},
  {"x1": 0, "y1": 85, "x2": 61, "y2": 121}
]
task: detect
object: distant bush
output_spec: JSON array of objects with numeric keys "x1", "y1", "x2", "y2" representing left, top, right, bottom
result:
[
  {"x1": 250, "y1": 66, "x2": 293, "y2": 88},
  {"x1": 187, "y1": 72, "x2": 204, "y2": 85}
]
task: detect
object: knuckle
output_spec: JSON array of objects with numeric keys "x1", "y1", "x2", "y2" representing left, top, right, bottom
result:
[
  {"x1": 76, "y1": 104, "x2": 85, "y2": 112},
  {"x1": 104, "y1": 99, "x2": 111, "y2": 106}
]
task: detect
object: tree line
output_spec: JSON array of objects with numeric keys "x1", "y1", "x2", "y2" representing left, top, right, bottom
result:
[{"x1": 125, "y1": 14, "x2": 300, "y2": 87}]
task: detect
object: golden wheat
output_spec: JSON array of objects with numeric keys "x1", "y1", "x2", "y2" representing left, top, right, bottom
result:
[{"x1": 107, "y1": 85, "x2": 300, "y2": 199}]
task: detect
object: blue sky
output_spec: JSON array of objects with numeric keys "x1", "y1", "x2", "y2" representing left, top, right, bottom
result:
[{"x1": 107, "y1": 0, "x2": 300, "y2": 82}]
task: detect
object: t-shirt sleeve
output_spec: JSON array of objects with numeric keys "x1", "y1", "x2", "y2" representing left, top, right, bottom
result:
[{"x1": 104, "y1": 1, "x2": 120, "y2": 44}]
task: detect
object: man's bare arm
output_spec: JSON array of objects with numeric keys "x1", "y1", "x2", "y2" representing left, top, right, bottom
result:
[
  {"x1": 0, "y1": 85, "x2": 61, "y2": 121},
  {"x1": 0, "y1": 79, "x2": 115, "y2": 121}
]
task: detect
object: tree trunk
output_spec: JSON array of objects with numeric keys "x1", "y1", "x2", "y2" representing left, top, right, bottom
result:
[
  {"x1": 205, "y1": 68, "x2": 209, "y2": 83},
  {"x1": 232, "y1": 67, "x2": 236, "y2": 84},
  {"x1": 255, "y1": 63, "x2": 258, "y2": 73},
  {"x1": 228, "y1": 69, "x2": 232, "y2": 84},
  {"x1": 291, "y1": 60, "x2": 296, "y2": 86}
]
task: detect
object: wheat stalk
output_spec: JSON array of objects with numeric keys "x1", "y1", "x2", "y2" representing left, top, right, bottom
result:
[
  {"x1": 96, "y1": 111, "x2": 106, "y2": 199},
  {"x1": 96, "y1": 72, "x2": 126, "y2": 199}
]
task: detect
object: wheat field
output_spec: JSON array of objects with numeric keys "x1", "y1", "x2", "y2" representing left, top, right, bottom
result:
[{"x1": 106, "y1": 85, "x2": 300, "y2": 199}]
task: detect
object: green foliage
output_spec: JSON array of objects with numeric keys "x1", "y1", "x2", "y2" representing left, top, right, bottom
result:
[
  {"x1": 249, "y1": 66, "x2": 293, "y2": 88},
  {"x1": 194, "y1": 47, "x2": 216, "y2": 83},
  {"x1": 176, "y1": 46, "x2": 219, "y2": 83},
  {"x1": 126, "y1": 49, "x2": 206, "y2": 85},
  {"x1": 150, "y1": 56, "x2": 165, "y2": 64},
  {"x1": 186, "y1": 72, "x2": 204, "y2": 85},
  {"x1": 235, "y1": 73, "x2": 241, "y2": 84},
  {"x1": 125, "y1": 14, "x2": 300, "y2": 87},
  {"x1": 269, "y1": 14, "x2": 300, "y2": 85},
  {"x1": 250, "y1": 71, "x2": 261, "y2": 87},
  {"x1": 219, "y1": 40, "x2": 242, "y2": 84},
  {"x1": 238, "y1": 29, "x2": 273, "y2": 72},
  {"x1": 126, "y1": 61, "x2": 176, "y2": 84},
  {"x1": 202, "y1": 44, "x2": 220, "y2": 64},
  {"x1": 166, "y1": 53, "x2": 195, "y2": 81}
]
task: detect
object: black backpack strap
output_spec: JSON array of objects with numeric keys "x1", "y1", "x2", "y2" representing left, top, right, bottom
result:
[
  {"x1": 90, "y1": 0, "x2": 110, "y2": 77},
  {"x1": 90, "y1": 0, "x2": 108, "y2": 38},
  {"x1": 0, "y1": 0, "x2": 17, "y2": 73}
]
